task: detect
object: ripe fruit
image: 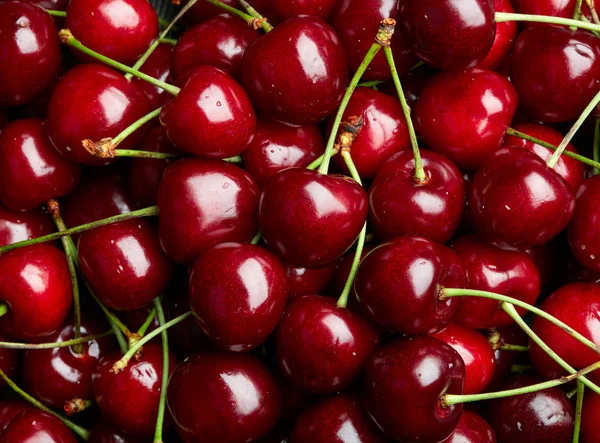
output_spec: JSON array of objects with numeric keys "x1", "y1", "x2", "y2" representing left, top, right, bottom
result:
[{"x1": 568, "y1": 175, "x2": 600, "y2": 272}]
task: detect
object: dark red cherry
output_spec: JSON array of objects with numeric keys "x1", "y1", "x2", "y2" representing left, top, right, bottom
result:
[
  {"x1": 260, "y1": 168, "x2": 368, "y2": 268},
  {"x1": 241, "y1": 17, "x2": 348, "y2": 124},
  {"x1": 581, "y1": 392, "x2": 600, "y2": 443},
  {"x1": 66, "y1": 0, "x2": 158, "y2": 65},
  {"x1": 568, "y1": 175, "x2": 600, "y2": 272},
  {"x1": 93, "y1": 344, "x2": 177, "y2": 438},
  {"x1": 0, "y1": 244, "x2": 72, "y2": 340},
  {"x1": 0, "y1": 204, "x2": 54, "y2": 247},
  {"x1": 276, "y1": 295, "x2": 378, "y2": 394},
  {"x1": 513, "y1": 0, "x2": 586, "y2": 21},
  {"x1": 286, "y1": 262, "x2": 336, "y2": 299},
  {"x1": 329, "y1": 87, "x2": 410, "y2": 179},
  {"x1": 0, "y1": 401, "x2": 30, "y2": 432},
  {"x1": 468, "y1": 148, "x2": 575, "y2": 249},
  {"x1": 158, "y1": 158, "x2": 260, "y2": 264},
  {"x1": 160, "y1": 66, "x2": 256, "y2": 159},
  {"x1": 0, "y1": 337, "x2": 17, "y2": 390},
  {"x1": 414, "y1": 68, "x2": 518, "y2": 170},
  {"x1": 364, "y1": 336, "x2": 465, "y2": 442},
  {"x1": 397, "y1": 0, "x2": 495, "y2": 70},
  {"x1": 442, "y1": 411, "x2": 496, "y2": 443},
  {"x1": 272, "y1": 0, "x2": 339, "y2": 19},
  {"x1": 89, "y1": 421, "x2": 140, "y2": 443},
  {"x1": 0, "y1": 118, "x2": 81, "y2": 211},
  {"x1": 289, "y1": 394, "x2": 387, "y2": 443},
  {"x1": 182, "y1": 0, "x2": 279, "y2": 27},
  {"x1": 369, "y1": 149, "x2": 466, "y2": 243},
  {"x1": 242, "y1": 117, "x2": 325, "y2": 187},
  {"x1": 46, "y1": 64, "x2": 151, "y2": 165},
  {"x1": 168, "y1": 353, "x2": 282, "y2": 442},
  {"x1": 0, "y1": 2, "x2": 61, "y2": 107},
  {"x1": 487, "y1": 375, "x2": 574, "y2": 443},
  {"x1": 475, "y1": 0, "x2": 517, "y2": 69},
  {"x1": 511, "y1": 26, "x2": 600, "y2": 123},
  {"x1": 333, "y1": 245, "x2": 374, "y2": 294},
  {"x1": 0, "y1": 409, "x2": 77, "y2": 442},
  {"x1": 487, "y1": 323, "x2": 529, "y2": 391},
  {"x1": 450, "y1": 235, "x2": 540, "y2": 329},
  {"x1": 172, "y1": 14, "x2": 259, "y2": 81},
  {"x1": 135, "y1": 42, "x2": 173, "y2": 109},
  {"x1": 22, "y1": 0, "x2": 69, "y2": 11},
  {"x1": 355, "y1": 236, "x2": 465, "y2": 334}
]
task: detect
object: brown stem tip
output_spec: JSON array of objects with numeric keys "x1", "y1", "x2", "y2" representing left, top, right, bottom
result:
[
  {"x1": 64, "y1": 398, "x2": 88, "y2": 416},
  {"x1": 46, "y1": 199, "x2": 60, "y2": 218},
  {"x1": 82, "y1": 138, "x2": 116, "y2": 159},
  {"x1": 375, "y1": 18, "x2": 396, "y2": 47},
  {"x1": 58, "y1": 28, "x2": 74, "y2": 44},
  {"x1": 336, "y1": 115, "x2": 364, "y2": 153},
  {"x1": 249, "y1": 17, "x2": 267, "y2": 29}
]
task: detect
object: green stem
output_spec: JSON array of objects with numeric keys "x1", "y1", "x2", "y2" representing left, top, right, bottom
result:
[
  {"x1": 357, "y1": 80, "x2": 385, "y2": 88},
  {"x1": 206, "y1": 0, "x2": 255, "y2": 23},
  {"x1": 114, "y1": 150, "x2": 178, "y2": 159},
  {"x1": 236, "y1": 0, "x2": 274, "y2": 32},
  {"x1": 510, "y1": 364, "x2": 533, "y2": 373},
  {"x1": 47, "y1": 9, "x2": 67, "y2": 17},
  {"x1": 574, "y1": 0, "x2": 585, "y2": 20},
  {"x1": 161, "y1": 37, "x2": 178, "y2": 46},
  {"x1": 500, "y1": 344, "x2": 529, "y2": 352},
  {"x1": 153, "y1": 298, "x2": 169, "y2": 443},
  {"x1": 0, "y1": 304, "x2": 7, "y2": 319},
  {"x1": 496, "y1": 11, "x2": 600, "y2": 32},
  {"x1": 0, "y1": 331, "x2": 113, "y2": 350},
  {"x1": 594, "y1": 119, "x2": 600, "y2": 175},
  {"x1": 223, "y1": 155, "x2": 243, "y2": 164},
  {"x1": 115, "y1": 108, "x2": 162, "y2": 147},
  {"x1": 306, "y1": 149, "x2": 339, "y2": 170},
  {"x1": 250, "y1": 232, "x2": 262, "y2": 245},
  {"x1": 137, "y1": 307, "x2": 157, "y2": 337},
  {"x1": 573, "y1": 381, "x2": 585, "y2": 443}
]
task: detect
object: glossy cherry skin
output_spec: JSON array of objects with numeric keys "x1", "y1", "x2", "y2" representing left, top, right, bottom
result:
[
  {"x1": 286, "y1": 262, "x2": 336, "y2": 299},
  {"x1": 487, "y1": 323, "x2": 529, "y2": 392},
  {"x1": 242, "y1": 17, "x2": 348, "y2": 124},
  {"x1": 135, "y1": 43, "x2": 173, "y2": 109},
  {"x1": 369, "y1": 149, "x2": 466, "y2": 244},
  {"x1": 46, "y1": 64, "x2": 151, "y2": 165},
  {"x1": 0, "y1": 118, "x2": 81, "y2": 211},
  {"x1": 276, "y1": 295, "x2": 378, "y2": 394},
  {"x1": 355, "y1": 236, "x2": 465, "y2": 334},
  {"x1": 0, "y1": 409, "x2": 77, "y2": 443},
  {"x1": 450, "y1": 236, "x2": 541, "y2": 329},
  {"x1": 0, "y1": 401, "x2": 30, "y2": 432},
  {"x1": 364, "y1": 336, "x2": 465, "y2": 442},
  {"x1": 93, "y1": 344, "x2": 177, "y2": 438},
  {"x1": 0, "y1": 204, "x2": 53, "y2": 247},
  {"x1": 168, "y1": 353, "x2": 282, "y2": 442},
  {"x1": 468, "y1": 148, "x2": 576, "y2": 249},
  {"x1": 475, "y1": 0, "x2": 516, "y2": 70},
  {"x1": 398, "y1": 0, "x2": 495, "y2": 71},
  {"x1": 414, "y1": 68, "x2": 518, "y2": 170},
  {"x1": 0, "y1": 338, "x2": 17, "y2": 390},
  {"x1": 243, "y1": 118, "x2": 325, "y2": 187},
  {"x1": 513, "y1": 0, "x2": 586, "y2": 22},
  {"x1": 172, "y1": 14, "x2": 259, "y2": 81},
  {"x1": 189, "y1": 242, "x2": 288, "y2": 352},
  {"x1": 581, "y1": 392, "x2": 600, "y2": 443},
  {"x1": 511, "y1": 26, "x2": 600, "y2": 123},
  {"x1": 89, "y1": 421, "x2": 140, "y2": 443},
  {"x1": 79, "y1": 219, "x2": 174, "y2": 311},
  {"x1": 329, "y1": 87, "x2": 410, "y2": 179},
  {"x1": 272, "y1": 0, "x2": 339, "y2": 19},
  {"x1": 160, "y1": 66, "x2": 256, "y2": 159},
  {"x1": 0, "y1": 244, "x2": 72, "y2": 340},
  {"x1": 334, "y1": 245, "x2": 374, "y2": 294},
  {"x1": 182, "y1": 0, "x2": 278, "y2": 26},
  {"x1": 442, "y1": 411, "x2": 496, "y2": 443},
  {"x1": 0, "y1": 2, "x2": 61, "y2": 107},
  {"x1": 487, "y1": 375, "x2": 574, "y2": 443},
  {"x1": 158, "y1": 158, "x2": 260, "y2": 264},
  {"x1": 66, "y1": 0, "x2": 158, "y2": 65},
  {"x1": 568, "y1": 175, "x2": 600, "y2": 272}
]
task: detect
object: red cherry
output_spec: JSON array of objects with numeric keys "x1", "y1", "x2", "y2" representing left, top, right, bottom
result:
[
  {"x1": 513, "y1": 0, "x2": 586, "y2": 22},
  {"x1": 442, "y1": 411, "x2": 496, "y2": 443},
  {"x1": 568, "y1": 175, "x2": 600, "y2": 272},
  {"x1": 378, "y1": 64, "x2": 436, "y2": 107},
  {"x1": 285, "y1": 261, "x2": 336, "y2": 299},
  {"x1": 333, "y1": 245, "x2": 374, "y2": 294},
  {"x1": 271, "y1": 0, "x2": 339, "y2": 19},
  {"x1": 66, "y1": 0, "x2": 158, "y2": 65},
  {"x1": 89, "y1": 421, "x2": 140, "y2": 443},
  {"x1": 581, "y1": 392, "x2": 600, "y2": 443},
  {"x1": 487, "y1": 323, "x2": 529, "y2": 391},
  {"x1": 135, "y1": 43, "x2": 173, "y2": 109},
  {"x1": 0, "y1": 409, "x2": 77, "y2": 442},
  {"x1": 414, "y1": 68, "x2": 518, "y2": 170},
  {"x1": 475, "y1": 0, "x2": 517, "y2": 69},
  {"x1": 0, "y1": 401, "x2": 30, "y2": 433},
  {"x1": 0, "y1": 204, "x2": 54, "y2": 247},
  {"x1": 182, "y1": 0, "x2": 237, "y2": 26}
]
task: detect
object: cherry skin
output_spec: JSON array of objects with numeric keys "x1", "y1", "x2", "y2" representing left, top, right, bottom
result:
[
  {"x1": 511, "y1": 26, "x2": 600, "y2": 123},
  {"x1": 272, "y1": 0, "x2": 339, "y2": 19},
  {"x1": 581, "y1": 392, "x2": 600, "y2": 443},
  {"x1": 468, "y1": 148, "x2": 575, "y2": 249},
  {"x1": 66, "y1": 0, "x2": 158, "y2": 65},
  {"x1": 333, "y1": 245, "x2": 374, "y2": 294},
  {"x1": 329, "y1": 87, "x2": 410, "y2": 179},
  {"x1": 513, "y1": 0, "x2": 587, "y2": 22},
  {"x1": 276, "y1": 295, "x2": 379, "y2": 394},
  {"x1": 157, "y1": 158, "x2": 260, "y2": 264},
  {"x1": 368, "y1": 149, "x2": 466, "y2": 244},
  {"x1": 0, "y1": 338, "x2": 18, "y2": 390},
  {"x1": 0, "y1": 409, "x2": 77, "y2": 442},
  {"x1": 450, "y1": 235, "x2": 541, "y2": 329},
  {"x1": 93, "y1": 344, "x2": 177, "y2": 438},
  {"x1": 182, "y1": 0, "x2": 278, "y2": 27},
  {"x1": 259, "y1": 168, "x2": 368, "y2": 268},
  {"x1": 354, "y1": 236, "x2": 465, "y2": 334},
  {"x1": 442, "y1": 411, "x2": 496, "y2": 443},
  {"x1": 241, "y1": 17, "x2": 348, "y2": 124},
  {"x1": 414, "y1": 68, "x2": 518, "y2": 170},
  {"x1": 285, "y1": 261, "x2": 336, "y2": 299},
  {"x1": 242, "y1": 117, "x2": 325, "y2": 187},
  {"x1": 568, "y1": 175, "x2": 600, "y2": 272},
  {"x1": 160, "y1": 66, "x2": 256, "y2": 159},
  {"x1": 168, "y1": 353, "x2": 282, "y2": 442},
  {"x1": 135, "y1": 42, "x2": 173, "y2": 109},
  {"x1": 475, "y1": 0, "x2": 517, "y2": 70},
  {"x1": 46, "y1": 64, "x2": 151, "y2": 166},
  {"x1": 189, "y1": 242, "x2": 288, "y2": 352},
  {"x1": 0, "y1": 401, "x2": 30, "y2": 432},
  {"x1": 89, "y1": 421, "x2": 140, "y2": 443},
  {"x1": 487, "y1": 323, "x2": 529, "y2": 391},
  {"x1": 0, "y1": 204, "x2": 54, "y2": 247},
  {"x1": 0, "y1": 2, "x2": 61, "y2": 107},
  {"x1": 364, "y1": 336, "x2": 465, "y2": 442},
  {"x1": 487, "y1": 375, "x2": 574, "y2": 443}
]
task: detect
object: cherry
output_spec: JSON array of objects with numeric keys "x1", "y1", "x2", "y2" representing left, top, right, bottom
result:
[
  {"x1": 329, "y1": 87, "x2": 410, "y2": 179},
  {"x1": 368, "y1": 149, "x2": 466, "y2": 244},
  {"x1": 487, "y1": 375, "x2": 574, "y2": 443},
  {"x1": 160, "y1": 66, "x2": 256, "y2": 159},
  {"x1": 120, "y1": 305, "x2": 160, "y2": 346},
  {"x1": 275, "y1": 295, "x2": 378, "y2": 394},
  {"x1": 135, "y1": 42, "x2": 173, "y2": 109},
  {"x1": 272, "y1": 0, "x2": 339, "y2": 19},
  {"x1": 510, "y1": 26, "x2": 600, "y2": 123},
  {"x1": 241, "y1": 17, "x2": 348, "y2": 124},
  {"x1": 0, "y1": 409, "x2": 77, "y2": 442},
  {"x1": 89, "y1": 421, "x2": 140, "y2": 443},
  {"x1": 0, "y1": 340, "x2": 17, "y2": 390},
  {"x1": 66, "y1": 0, "x2": 158, "y2": 65},
  {"x1": 442, "y1": 411, "x2": 496, "y2": 443},
  {"x1": 0, "y1": 1, "x2": 61, "y2": 107},
  {"x1": 333, "y1": 245, "x2": 373, "y2": 294},
  {"x1": 0, "y1": 204, "x2": 54, "y2": 247},
  {"x1": 242, "y1": 117, "x2": 325, "y2": 187},
  {"x1": 172, "y1": 14, "x2": 260, "y2": 81},
  {"x1": 364, "y1": 336, "x2": 465, "y2": 442},
  {"x1": 414, "y1": 68, "x2": 518, "y2": 170},
  {"x1": 468, "y1": 148, "x2": 575, "y2": 249},
  {"x1": 397, "y1": 0, "x2": 496, "y2": 71},
  {"x1": 167, "y1": 353, "x2": 282, "y2": 442},
  {"x1": 0, "y1": 401, "x2": 30, "y2": 432},
  {"x1": 354, "y1": 236, "x2": 465, "y2": 334},
  {"x1": 487, "y1": 323, "x2": 529, "y2": 391},
  {"x1": 93, "y1": 344, "x2": 177, "y2": 438},
  {"x1": 285, "y1": 261, "x2": 336, "y2": 299},
  {"x1": 182, "y1": 0, "x2": 237, "y2": 26},
  {"x1": 475, "y1": 0, "x2": 517, "y2": 69},
  {"x1": 24, "y1": 0, "x2": 69, "y2": 11},
  {"x1": 581, "y1": 392, "x2": 600, "y2": 443},
  {"x1": 450, "y1": 235, "x2": 541, "y2": 329},
  {"x1": 157, "y1": 157, "x2": 260, "y2": 264},
  {"x1": 513, "y1": 0, "x2": 586, "y2": 21},
  {"x1": 46, "y1": 64, "x2": 151, "y2": 166},
  {"x1": 568, "y1": 175, "x2": 600, "y2": 272}
]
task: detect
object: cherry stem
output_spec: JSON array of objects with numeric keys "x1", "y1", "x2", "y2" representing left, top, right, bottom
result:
[
  {"x1": 440, "y1": 288, "x2": 600, "y2": 354},
  {"x1": 250, "y1": 232, "x2": 262, "y2": 245},
  {"x1": 0, "y1": 331, "x2": 113, "y2": 350},
  {"x1": 384, "y1": 46, "x2": 426, "y2": 183},
  {"x1": 236, "y1": 0, "x2": 274, "y2": 32},
  {"x1": 506, "y1": 127, "x2": 600, "y2": 169},
  {"x1": 137, "y1": 307, "x2": 157, "y2": 337},
  {"x1": 206, "y1": 0, "x2": 256, "y2": 25},
  {"x1": 58, "y1": 29, "x2": 180, "y2": 96},
  {"x1": 500, "y1": 344, "x2": 529, "y2": 352},
  {"x1": 511, "y1": 364, "x2": 533, "y2": 373},
  {"x1": 306, "y1": 149, "x2": 339, "y2": 170},
  {"x1": 223, "y1": 155, "x2": 243, "y2": 164},
  {"x1": 496, "y1": 11, "x2": 600, "y2": 32},
  {"x1": 0, "y1": 368, "x2": 90, "y2": 439},
  {"x1": 46, "y1": 9, "x2": 66, "y2": 17},
  {"x1": 162, "y1": 37, "x2": 178, "y2": 46},
  {"x1": 153, "y1": 298, "x2": 169, "y2": 443},
  {"x1": 0, "y1": 304, "x2": 7, "y2": 319},
  {"x1": 594, "y1": 119, "x2": 600, "y2": 175},
  {"x1": 587, "y1": 0, "x2": 600, "y2": 24},
  {"x1": 574, "y1": 0, "x2": 585, "y2": 20},
  {"x1": 114, "y1": 150, "x2": 178, "y2": 159},
  {"x1": 357, "y1": 80, "x2": 385, "y2": 88},
  {"x1": 64, "y1": 398, "x2": 93, "y2": 416},
  {"x1": 573, "y1": 381, "x2": 585, "y2": 443}
]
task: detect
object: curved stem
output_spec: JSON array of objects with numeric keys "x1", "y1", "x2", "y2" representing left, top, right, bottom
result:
[
  {"x1": 0, "y1": 331, "x2": 113, "y2": 350},
  {"x1": 236, "y1": 0, "x2": 274, "y2": 32},
  {"x1": 573, "y1": 381, "x2": 585, "y2": 443},
  {"x1": 206, "y1": 0, "x2": 255, "y2": 23},
  {"x1": 46, "y1": 9, "x2": 66, "y2": 17},
  {"x1": 500, "y1": 344, "x2": 529, "y2": 352},
  {"x1": 496, "y1": 11, "x2": 600, "y2": 32},
  {"x1": 594, "y1": 119, "x2": 600, "y2": 175},
  {"x1": 250, "y1": 232, "x2": 262, "y2": 245},
  {"x1": 153, "y1": 298, "x2": 169, "y2": 443},
  {"x1": 306, "y1": 149, "x2": 338, "y2": 170},
  {"x1": 137, "y1": 307, "x2": 157, "y2": 337}
]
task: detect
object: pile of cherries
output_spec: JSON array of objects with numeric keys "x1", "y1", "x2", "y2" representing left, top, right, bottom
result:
[{"x1": 4, "y1": 0, "x2": 600, "y2": 441}]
